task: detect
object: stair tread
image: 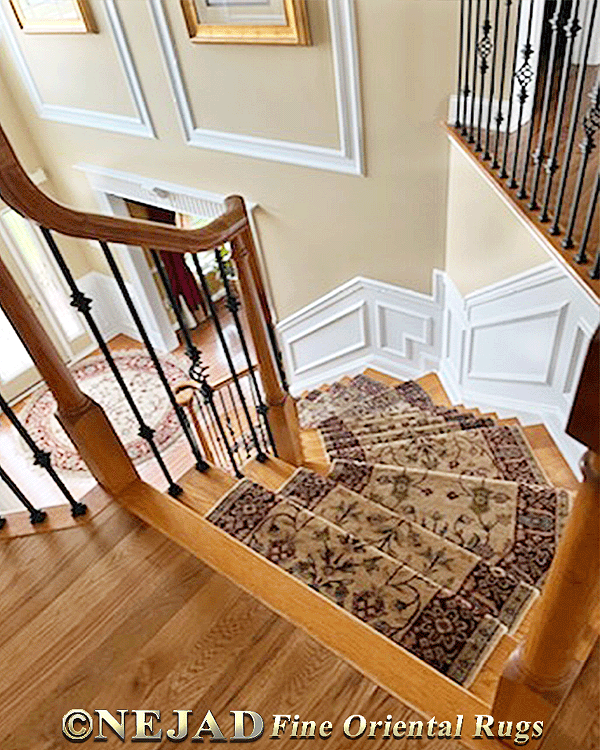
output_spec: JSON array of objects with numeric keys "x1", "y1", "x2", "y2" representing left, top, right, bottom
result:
[
  {"x1": 279, "y1": 467, "x2": 539, "y2": 631},
  {"x1": 207, "y1": 477, "x2": 508, "y2": 688}
]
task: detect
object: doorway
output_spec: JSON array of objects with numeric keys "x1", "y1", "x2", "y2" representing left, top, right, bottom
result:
[{"x1": 0, "y1": 207, "x2": 90, "y2": 401}]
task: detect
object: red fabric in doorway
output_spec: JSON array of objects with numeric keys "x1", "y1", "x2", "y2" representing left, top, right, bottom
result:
[{"x1": 159, "y1": 251, "x2": 203, "y2": 311}]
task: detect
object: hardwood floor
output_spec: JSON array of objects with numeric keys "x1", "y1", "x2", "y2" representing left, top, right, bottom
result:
[{"x1": 0, "y1": 486, "x2": 595, "y2": 749}]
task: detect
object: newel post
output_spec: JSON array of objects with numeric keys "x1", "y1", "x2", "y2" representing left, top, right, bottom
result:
[
  {"x1": 492, "y1": 328, "x2": 600, "y2": 736},
  {"x1": 0, "y1": 254, "x2": 139, "y2": 495},
  {"x1": 230, "y1": 224, "x2": 303, "y2": 466}
]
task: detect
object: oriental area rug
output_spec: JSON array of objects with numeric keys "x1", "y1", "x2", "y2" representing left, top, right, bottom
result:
[{"x1": 19, "y1": 350, "x2": 187, "y2": 472}]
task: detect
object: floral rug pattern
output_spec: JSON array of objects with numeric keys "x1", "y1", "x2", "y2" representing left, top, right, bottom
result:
[
  {"x1": 208, "y1": 373, "x2": 571, "y2": 689},
  {"x1": 19, "y1": 351, "x2": 187, "y2": 472}
]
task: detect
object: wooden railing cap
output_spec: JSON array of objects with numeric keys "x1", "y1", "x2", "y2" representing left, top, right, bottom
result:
[{"x1": 0, "y1": 122, "x2": 248, "y2": 252}]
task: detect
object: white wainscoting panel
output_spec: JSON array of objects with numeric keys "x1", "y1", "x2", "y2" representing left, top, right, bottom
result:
[
  {"x1": 439, "y1": 262, "x2": 599, "y2": 472},
  {"x1": 277, "y1": 273, "x2": 445, "y2": 394},
  {"x1": 277, "y1": 263, "x2": 597, "y2": 473}
]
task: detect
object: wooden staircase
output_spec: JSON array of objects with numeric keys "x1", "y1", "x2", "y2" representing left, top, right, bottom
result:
[{"x1": 106, "y1": 368, "x2": 594, "y2": 750}]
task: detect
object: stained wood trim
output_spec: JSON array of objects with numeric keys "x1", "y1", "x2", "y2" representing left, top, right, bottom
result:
[
  {"x1": 0, "y1": 123, "x2": 247, "y2": 251},
  {"x1": 443, "y1": 123, "x2": 600, "y2": 301},
  {"x1": 117, "y1": 479, "x2": 511, "y2": 749}
]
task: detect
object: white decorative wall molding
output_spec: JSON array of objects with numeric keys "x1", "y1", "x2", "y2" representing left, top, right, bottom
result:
[
  {"x1": 277, "y1": 273, "x2": 445, "y2": 394},
  {"x1": 148, "y1": 0, "x2": 364, "y2": 175},
  {"x1": 277, "y1": 262, "x2": 596, "y2": 473},
  {"x1": 439, "y1": 263, "x2": 598, "y2": 472},
  {"x1": 0, "y1": 0, "x2": 154, "y2": 137}
]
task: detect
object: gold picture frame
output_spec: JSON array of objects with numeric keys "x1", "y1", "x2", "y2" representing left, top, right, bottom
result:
[
  {"x1": 180, "y1": 0, "x2": 310, "y2": 46},
  {"x1": 9, "y1": 0, "x2": 96, "y2": 34}
]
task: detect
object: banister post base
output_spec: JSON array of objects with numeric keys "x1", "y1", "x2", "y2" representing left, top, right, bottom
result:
[
  {"x1": 492, "y1": 645, "x2": 580, "y2": 744},
  {"x1": 57, "y1": 396, "x2": 139, "y2": 496},
  {"x1": 267, "y1": 393, "x2": 304, "y2": 467}
]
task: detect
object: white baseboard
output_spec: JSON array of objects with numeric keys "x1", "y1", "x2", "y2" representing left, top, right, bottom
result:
[{"x1": 277, "y1": 264, "x2": 597, "y2": 474}]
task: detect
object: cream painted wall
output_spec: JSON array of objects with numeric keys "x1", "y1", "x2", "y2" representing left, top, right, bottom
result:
[
  {"x1": 0, "y1": 0, "x2": 458, "y2": 321},
  {"x1": 445, "y1": 140, "x2": 549, "y2": 296},
  {"x1": 0, "y1": 70, "x2": 99, "y2": 280}
]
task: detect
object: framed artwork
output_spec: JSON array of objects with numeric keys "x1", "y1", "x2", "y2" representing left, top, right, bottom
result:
[
  {"x1": 180, "y1": 0, "x2": 310, "y2": 45},
  {"x1": 8, "y1": 0, "x2": 96, "y2": 33}
]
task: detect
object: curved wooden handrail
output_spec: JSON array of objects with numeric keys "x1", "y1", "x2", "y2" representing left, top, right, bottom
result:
[{"x1": 0, "y1": 124, "x2": 247, "y2": 252}]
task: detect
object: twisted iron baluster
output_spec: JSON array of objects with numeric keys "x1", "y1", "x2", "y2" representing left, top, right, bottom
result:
[
  {"x1": 508, "y1": 0, "x2": 537, "y2": 189},
  {"x1": 539, "y1": 0, "x2": 583, "y2": 220},
  {"x1": 0, "y1": 461, "x2": 46, "y2": 524},
  {"x1": 456, "y1": 0, "x2": 465, "y2": 129},
  {"x1": 40, "y1": 228, "x2": 184, "y2": 497},
  {"x1": 213, "y1": 248, "x2": 276, "y2": 455},
  {"x1": 527, "y1": 0, "x2": 568, "y2": 206},
  {"x1": 574, "y1": 171, "x2": 599, "y2": 264},
  {"x1": 551, "y1": 0, "x2": 599, "y2": 235},
  {"x1": 190, "y1": 252, "x2": 266, "y2": 463},
  {"x1": 469, "y1": 0, "x2": 483, "y2": 142},
  {"x1": 484, "y1": 0, "x2": 502, "y2": 159},
  {"x1": 101, "y1": 242, "x2": 209, "y2": 474},
  {"x1": 500, "y1": 0, "x2": 525, "y2": 177},
  {"x1": 150, "y1": 248, "x2": 242, "y2": 477},
  {"x1": 492, "y1": 0, "x2": 514, "y2": 168},
  {"x1": 476, "y1": 0, "x2": 493, "y2": 151},
  {"x1": 0, "y1": 391, "x2": 87, "y2": 517},
  {"x1": 563, "y1": 79, "x2": 600, "y2": 249},
  {"x1": 462, "y1": 0, "x2": 474, "y2": 136},
  {"x1": 590, "y1": 249, "x2": 600, "y2": 280},
  {"x1": 226, "y1": 382, "x2": 252, "y2": 459}
]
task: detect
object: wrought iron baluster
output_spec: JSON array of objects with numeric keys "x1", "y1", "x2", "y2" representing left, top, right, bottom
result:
[
  {"x1": 242, "y1": 370, "x2": 268, "y2": 451},
  {"x1": 493, "y1": 0, "x2": 514, "y2": 168},
  {"x1": 218, "y1": 388, "x2": 240, "y2": 460},
  {"x1": 40, "y1": 228, "x2": 184, "y2": 497},
  {"x1": 551, "y1": 0, "x2": 599, "y2": 235},
  {"x1": 0, "y1": 391, "x2": 87, "y2": 517},
  {"x1": 563, "y1": 79, "x2": 600, "y2": 249},
  {"x1": 469, "y1": 0, "x2": 483, "y2": 142},
  {"x1": 476, "y1": 0, "x2": 493, "y2": 151},
  {"x1": 457, "y1": 0, "x2": 466, "y2": 129},
  {"x1": 574, "y1": 171, "x2": 599, "y2": 264},
  {"x1": 500, "y1": 0, "x2": 525, "y2": 178},
  {"x1": 484, "y1": 0, "x2": 502, "y2": 159},
  {"x1": 150, "y1": 248, "x2": 243, "y2": 478},
  {"x1": 213, "y1": 248, "x2": 276, "y2": 455},
  {"x1": 508, "y1": 0, "x2": 537, "y2": 189},
  {"x1": 527, "y1": 0, "x2": 568, "y2": 206},
  {"x1": 539, "y1": 0, "x2": 583, "y2": 220},
  {"x1": 193, "y1": 251, "x2": 266, "y2": 461},
  {"x1": 100, "y1": 242, "x2": 209, "y2": 474},
  {"x1": 226, "y1": 383, "x2": 251, "y2": 459},
  {"x1": 462, "y1": 0, "x2": 474, "y2": 136},
  {"x1": 0, "y1": 461, "x2": 46, "y2": 524},
  {"x1": 196, "y1": 392, "x2": 227, "y2": 468}
]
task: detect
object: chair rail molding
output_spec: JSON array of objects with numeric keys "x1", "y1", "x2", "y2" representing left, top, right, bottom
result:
[
  {"x1": 0, "y1": 0, "x2": 154, "y2": 138},
  {"x1": 148, "y1": 0, "x2": 364, "y2": 175},
  {"x1": 277, "y1": 262, "x2": 597, "y2": 473}
]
